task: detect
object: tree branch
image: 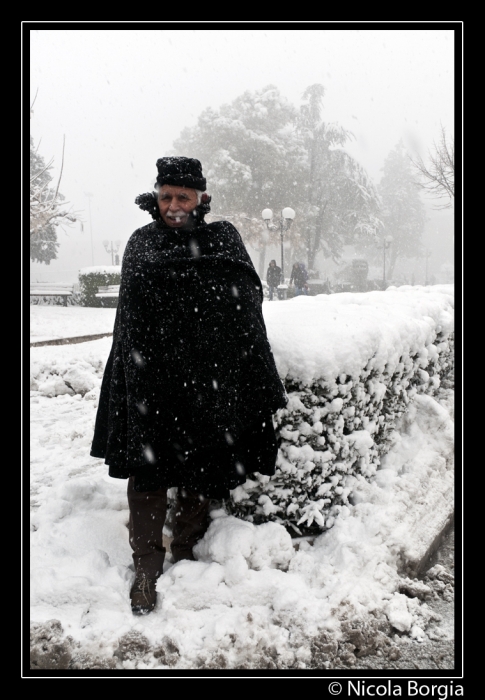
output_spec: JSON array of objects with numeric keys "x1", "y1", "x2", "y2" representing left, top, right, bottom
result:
[{"x1": 409, "y1": 125, "x2": 454, "y2": 208}]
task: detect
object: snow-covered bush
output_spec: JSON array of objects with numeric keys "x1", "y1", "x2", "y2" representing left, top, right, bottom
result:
[
  {"x1": 78, "y1": 266, "x2": 121, "y2": 307},
  {"x1": 227, "y1": 285, "x2": 454, "y2": 536}
]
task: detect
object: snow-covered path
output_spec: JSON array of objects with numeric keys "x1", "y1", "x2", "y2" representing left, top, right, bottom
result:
[
  {"x1": 30, "y1": 306, "x2": 117, "y2": 343},
  {"x1": 29, "y1": 301, "x2": 455, "y2": 671}
]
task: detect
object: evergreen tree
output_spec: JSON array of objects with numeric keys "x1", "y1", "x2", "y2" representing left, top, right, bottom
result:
[
  {"x1": 172, "y1": 84, "x2": 380, "y2": 273},
  {"x1": 358, "y1": 141, "x2": 426, "y2": 280},
  {"x1": 294, "y1": 85, "x2": 381, "y2": 269}
]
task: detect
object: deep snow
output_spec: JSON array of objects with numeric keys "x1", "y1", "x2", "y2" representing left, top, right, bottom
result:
[{"x1": 29, "y1": 289, "x2": 455, "y2": 672}]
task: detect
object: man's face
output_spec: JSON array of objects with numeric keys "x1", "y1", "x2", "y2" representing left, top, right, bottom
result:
[{"x1": 158, "y1": 185, "x2": 199, "y2": 228}]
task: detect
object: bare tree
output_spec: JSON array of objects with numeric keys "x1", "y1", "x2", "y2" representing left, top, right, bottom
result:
[
  {"x1": 30, "y1": 93, "x2": 80, "y2": 264},
  {"x1": 410, "y1": 125, "x2": 454, "y2": 209}
]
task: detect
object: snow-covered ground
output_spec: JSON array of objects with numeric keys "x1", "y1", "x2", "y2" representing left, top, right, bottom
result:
[
  {"x1": 30, "y1": 306, "x2": 117, "y2": 343},
  {"x1": 29, "y1": 289, "x2": 455, "y2": 672}
]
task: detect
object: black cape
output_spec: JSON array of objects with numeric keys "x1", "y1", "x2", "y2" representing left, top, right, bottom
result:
[{"x1": 90, "y1": 219, "x2": 287, "y2": 497}]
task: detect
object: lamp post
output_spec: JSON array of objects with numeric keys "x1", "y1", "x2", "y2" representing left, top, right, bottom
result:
[
  {"x1": 84, "y1": 192, "x2": 95, "y2": 265},
  {"x1": 424, "y1": 248, "x2": 432, "y2": 285},
  {"x1": 261, "y1": 207, "x2": 295, "y2": 282},
  {"x1": 377, "y1": 235, "x2": 393, "y2": 289},
  {"x1": 103, "y1": 240, "x2": 121, "y2": 266}
]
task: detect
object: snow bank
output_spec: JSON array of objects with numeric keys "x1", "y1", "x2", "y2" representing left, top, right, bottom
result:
[{"x1": 263, "y1": 285, "x2": 453, "y2": 385}]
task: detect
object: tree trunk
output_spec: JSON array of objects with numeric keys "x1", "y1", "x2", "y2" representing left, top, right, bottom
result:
[
  {"x1": 307, "y1": 244, "x2": 317, "y2": 271},
  {"x1": 307, "y1": 202, "x2": 327, "y2": 271}
]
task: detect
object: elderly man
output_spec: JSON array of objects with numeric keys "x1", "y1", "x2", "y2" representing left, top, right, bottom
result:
[{"x1": 91, "y1": 157, "x2": 287, "y2": 614}]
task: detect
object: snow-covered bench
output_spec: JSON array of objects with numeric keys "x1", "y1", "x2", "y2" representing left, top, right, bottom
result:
[
  {"x1": 95, "y1": 285, "x2": 120, "y2": 307},
  {"x1": 30, "y1": 283, "x2": 73, "y2": 307},
  {"x1": 95, "y1": 285, "x2": 120, "y2": 299}
]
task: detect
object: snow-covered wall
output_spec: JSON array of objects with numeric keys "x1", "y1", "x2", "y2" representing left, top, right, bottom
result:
[{"x1": 228, "y1": 285, "x2": 454, "y2": 535}]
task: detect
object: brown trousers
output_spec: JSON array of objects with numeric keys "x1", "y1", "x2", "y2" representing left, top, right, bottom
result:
[{"x1": 127, "y1": 477, "x2": 211, "y2": 578}]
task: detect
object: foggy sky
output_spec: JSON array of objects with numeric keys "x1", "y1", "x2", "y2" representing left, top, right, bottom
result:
[{"x1": 28, "y1": 25, "x2": 456, "y2": 282}]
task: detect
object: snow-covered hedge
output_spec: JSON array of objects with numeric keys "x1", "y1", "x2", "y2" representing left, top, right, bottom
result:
[
  {"x1": 226, "y1": 285, "x2": 454, "y2": 536},
  {"x1": 30, "y1": 293, "x2": 81, "y2": 307},
  {"x1": 78, "y1": 266, "x2": 121, "y2": 308}
]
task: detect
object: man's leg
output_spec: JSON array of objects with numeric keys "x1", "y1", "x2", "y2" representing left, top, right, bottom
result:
[
  {"x1": 170, "y1": 488, "x2": 211, "y2": 563},
  {"x1": 127, "y1": 477, "x2": 167, "y2": 578}
]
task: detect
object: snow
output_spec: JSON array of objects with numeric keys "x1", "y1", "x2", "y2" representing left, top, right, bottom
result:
[
  {"x1": 29, "y1": 286, "x2": 454, "y2": 670},
  {"x1": 30, "y1": 306, "x2": 116, "y2": 343},
  {"x1": 264, "y1": 285, "x2": 453, "y2": 385}
]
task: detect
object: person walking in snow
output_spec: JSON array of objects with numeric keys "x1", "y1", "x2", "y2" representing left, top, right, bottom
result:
[
  {"x1": 290, "y1": 262, "x2": 309, "y2": 296},
  {"x1": 90, "y1": 157, "x2": 287, "y2": 615},
  {"x1": 266, "y1": 259, "x2": 282, "y2": 301}
]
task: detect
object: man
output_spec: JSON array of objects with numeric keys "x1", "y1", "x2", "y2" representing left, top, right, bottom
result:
[
  {"x1": 266, "y1": 259, "x2": 282, "y2": 301},
  {"x1": 90, "y1": 157, "x2": 287, "y2": 615}
]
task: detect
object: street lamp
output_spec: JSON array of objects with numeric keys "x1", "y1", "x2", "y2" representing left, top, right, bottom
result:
[
  {"x1": 262, "y1": 207, "x2": 295, "y2": 282},
  {"x1": 103, "y1": 240, "x2": 121, "y2": 266},
  {"x1": 377, "y1": 235, "x2": 393, "y2": 288},
  {"x1": 84, "y1": 192, "x2": 95, "y2": 265},
  {"x1": 424, "y1": 249, "x2": 432, "y2": 285}
]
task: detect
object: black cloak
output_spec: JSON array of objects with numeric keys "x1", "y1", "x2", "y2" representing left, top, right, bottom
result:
[{"x1": 90, "y1": 218, "x2": 287, "y2": 498}]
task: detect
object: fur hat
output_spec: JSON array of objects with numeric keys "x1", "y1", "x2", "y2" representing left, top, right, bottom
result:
[
  {"x1": 155, "y1": 156, "x2": 206, "y2": 191},
  {"x1": 135, "y1": 156, "x2": 211, "y2": 221}
]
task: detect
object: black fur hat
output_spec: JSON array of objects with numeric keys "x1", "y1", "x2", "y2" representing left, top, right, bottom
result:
[
  {"x1": 135, "y1": 156, "x2": 211, "y2": 222},
  {"x1": 155, "y1": 156, "x2": 206, "y2": 191}
]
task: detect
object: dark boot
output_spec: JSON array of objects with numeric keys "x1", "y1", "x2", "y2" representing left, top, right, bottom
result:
[
  {"x1": 171, "y1": 488, "x2": 211, "y2": 563},
  {"x1": 127, "y1": 477, "x2": 167, "y2": 614},
  {"x1": 130, "y1": 572, "x2": 158, "y2": 615},
  {"x1": 127, "y1": 477, "x2": 167, "y2": 579}
]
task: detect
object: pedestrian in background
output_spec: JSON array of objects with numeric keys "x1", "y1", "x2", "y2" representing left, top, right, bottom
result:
[
  {"x1": 290, "y1": 262, "x2": 309, "y2": 296},
  {"x1": 266, "y1": 259, "x2": 282, "y2": 301}
]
